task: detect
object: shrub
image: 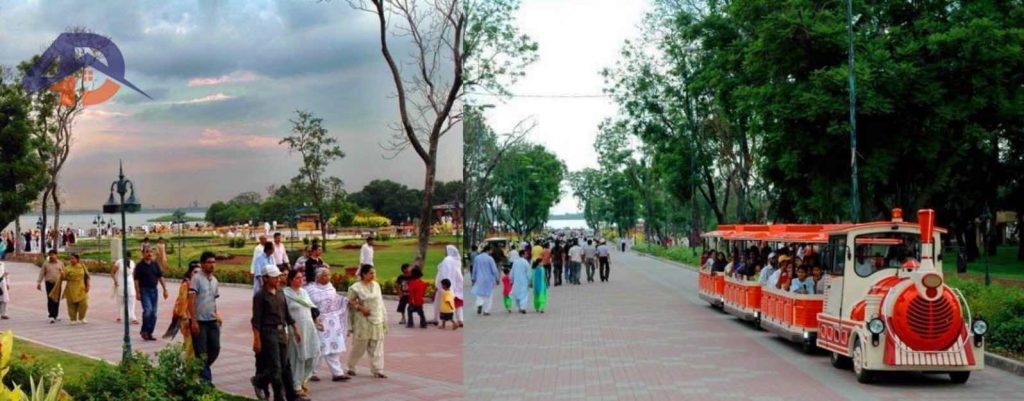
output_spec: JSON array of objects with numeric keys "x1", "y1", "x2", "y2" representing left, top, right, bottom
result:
[
  {"x1": 988, "y1": 317, "x2": 1024, "y2": 355},
  {"x1": 75, "y1": 345, "x2": 222, "y2": 401}
]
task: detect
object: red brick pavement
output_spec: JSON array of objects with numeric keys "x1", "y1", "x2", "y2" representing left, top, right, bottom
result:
[
  {"x1": 0, "y1": 261, "x2": 462, "y2": 401},
  {"x1": 464, "y1": 248, "x2": 1024, "y2": 401}
]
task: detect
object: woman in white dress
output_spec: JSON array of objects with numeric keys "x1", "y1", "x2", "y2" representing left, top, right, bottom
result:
[
  {"x1": 110, "y1": 250, "x2": 138, "y2": 324},
  {"x1": 306, "y1": 267, "x2": 350, "y2": 381},
  {"x1": 283, "y1": 269, "x2": 320, "y2": 398},
  {"x1": 434, "y1": 245, "x2": 464, "y2": 326}
]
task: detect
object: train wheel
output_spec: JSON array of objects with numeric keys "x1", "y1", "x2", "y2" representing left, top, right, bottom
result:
[
  {"x1": 830, "y1": 351, "x2": 851, "y2": 369},
  {"x1": 852, "y1": 337, "x2": 875, "y2": 384},
  {"x1": 948, "y1": 371, "x2": 970, "y2": 384},
  {"x1": 801, "y1": 339, "x2": 817, "y2": 354}
]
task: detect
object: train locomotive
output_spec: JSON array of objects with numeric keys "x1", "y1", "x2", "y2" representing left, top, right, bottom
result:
[{"x1": 698, "y1": 209, "x2": 986, "y2": 383}]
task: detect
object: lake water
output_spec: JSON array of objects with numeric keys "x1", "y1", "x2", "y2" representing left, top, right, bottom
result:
[
  {"x1": 3, "y1": 211, "x2": 207, "y2": 233},
  {"x1": 546, "y1": 219, "x2": 589, "y2": 230}
]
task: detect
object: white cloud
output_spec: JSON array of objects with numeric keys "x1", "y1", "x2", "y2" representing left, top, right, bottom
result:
[
  {"x1": 188, "y1": 70, "x2": 262, "y2": 87},
  {"x1": 197, "y1": 128, "x2": 280, "y2": 149},
  {"x1": 168, "y1": 93, "x2": 234, "y2": 105}
]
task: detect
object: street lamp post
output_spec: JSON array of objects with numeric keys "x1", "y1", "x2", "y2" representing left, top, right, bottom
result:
[
  {"x1": 92, "y1": 214, "x2": 104, "y2": 258},
  {"x1": 102, "y1": 161, "x2": 141, "y2": 362},
  {"x1": 846, "y1": 0, "x2": 860, "y2": 223}
]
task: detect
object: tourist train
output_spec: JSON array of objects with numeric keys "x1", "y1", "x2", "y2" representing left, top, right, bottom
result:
[{"x1": 698, "y1": 209, "x2": 986, "y2": 384}]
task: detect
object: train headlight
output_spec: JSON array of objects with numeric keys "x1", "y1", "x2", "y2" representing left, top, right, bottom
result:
[
  {"x1": 868, "y1": 318, "x2": 885, "y2": 335},
  {"x1": 972, "y1": 319, "x2": 988, "y2": 336}
]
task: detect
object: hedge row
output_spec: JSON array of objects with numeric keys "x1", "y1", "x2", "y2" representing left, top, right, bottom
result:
[{"x1": 945, "y1": 277, "x2": 1024, "y2": 356}]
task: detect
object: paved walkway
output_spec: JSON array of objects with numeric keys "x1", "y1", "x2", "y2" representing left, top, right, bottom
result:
[
  {"x1": 464, "y1": 248, "x2": 1024, "y2": 401},
  {"x1": 0, "y1": 261, "x2": 462, "y2": 401}
]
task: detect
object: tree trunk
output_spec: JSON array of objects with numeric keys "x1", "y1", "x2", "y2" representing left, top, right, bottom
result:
[
  {"x1": 416, "y1": 152, "x2": 438, "y2": 264},
  {"x1": 1017, "y1": 212, "x2": 1024, "y2": 261},
  {"x1": 14, "y1": 219, "x2": 21, "y2": 255},
  {"x1": 53, "y1": 185, "x2": 61, "y2": 249},
  {"x1": 986, "y1": 213, "x2": 998, "y2": 257},
  {"x1": 41, "y1": 188, "x2": 50, "y2": 254},
  {"x1": 964, "y1": 221, "x2": 980, "y2": 261}
]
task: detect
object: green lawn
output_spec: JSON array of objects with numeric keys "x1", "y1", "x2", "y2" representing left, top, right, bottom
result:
[
  {"x1": 11, "y1": 338, "x2": 253, "y2": 401},
  {"x1": 944, "y1": 245, "x2": 1024, "y2": 280},
  {"x1": 71, "y1": 235, "x2": 459, "y2": 282},
  {"x1": 634, "y1": 241, "x2": 702, "y2": 267}
]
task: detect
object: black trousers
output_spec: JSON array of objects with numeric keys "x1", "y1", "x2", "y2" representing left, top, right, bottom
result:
[
  {"x1": 45, "y1": 281, "x2": 59, "y2": 318},
  {"x1": 193, "y1": 321, "x2": 221, "y2": 382},
  {"x1": 255, "y1": 327, "x2": 298, "y2": 401},
  {"x1": 599, "y1": 257, "x2": 610, "y2": 281},
  {"x1": 407, "y1": 305, "x2": 426, "y2": 327},
  {"x1": 543, "y1": 264, "x2": 552, "y2": 285},
  {"x1": 553, "y1": 262, "x2": 563, "y2": 286}
]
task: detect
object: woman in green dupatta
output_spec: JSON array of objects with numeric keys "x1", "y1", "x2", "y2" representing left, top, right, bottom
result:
[
  {"x1": 283, "y1": 269, "x2": 320, "y2": 400},
  {"x1": 531, "y1": 258, "x2": 547, "y2": 313}
]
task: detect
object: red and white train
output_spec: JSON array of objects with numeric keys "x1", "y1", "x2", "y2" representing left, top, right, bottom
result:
[{"x1": 698, "y1": 209, "x2": 986, "y2": 383}]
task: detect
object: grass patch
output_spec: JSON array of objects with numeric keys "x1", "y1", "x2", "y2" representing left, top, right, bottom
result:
[
  {"x1": 9, "y1": 338, "x2": 253, "y2": 400},
  {"x1": 634, "y1": 241, "x2": 702, "y2": 267},
  {"x1": 944, "y1": 245, "x2": 1024, "y2": 280}
]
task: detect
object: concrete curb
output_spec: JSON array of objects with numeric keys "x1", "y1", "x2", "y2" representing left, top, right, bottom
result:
[
  {"x1": 634, "y1": 250, "x2": 1024, "y2": 377},
  {"x1": 985, "y1": 351, "x2": 1024, "y2": 377}
]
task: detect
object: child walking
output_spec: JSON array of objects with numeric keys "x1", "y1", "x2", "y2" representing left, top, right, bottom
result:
[
  {"x1": 501, "y1": 268, "x2": 512, "y2": 313},
  {"x1": 438, "y1": 279, "x2": 456, "y2": 330},
  {"x1": 396, "y1": 264, "x2": 411, "y2": 325},
  {"x1": 406, "y1": 267, "x2": 428, "y2": 328}
]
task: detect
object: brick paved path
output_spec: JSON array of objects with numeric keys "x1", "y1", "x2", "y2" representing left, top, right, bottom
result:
[
  {"x1": 464, "y1": 248, "x2": 1024, "y2": 401},
  {"x1": 0, "y1": 261, "x2": 462, "y2": 401}
]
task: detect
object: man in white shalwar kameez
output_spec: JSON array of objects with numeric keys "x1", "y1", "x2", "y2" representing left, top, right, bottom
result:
[
  {"x1": 433, "y1": 245, "x2": 464, "y2": 326},
  {"x1": 471, "y1": 245, "x2": 500, "y2": 315}
]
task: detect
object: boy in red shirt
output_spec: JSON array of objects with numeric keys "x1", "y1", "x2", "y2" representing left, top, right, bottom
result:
[
  {"x1": 501, "y1": 267, "x2": 512, "y2": 313},
  {"x1": 406, "y1": 267, "x2": 428, "y2": 328}
]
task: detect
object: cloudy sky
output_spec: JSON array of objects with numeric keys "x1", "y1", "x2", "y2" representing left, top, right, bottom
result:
[
  {"x1": 0, "y1": 0, "x2": 462, "y2": 210},
  {"x1": 479, "y1": 0, "x2": 650, "y2": 215}
]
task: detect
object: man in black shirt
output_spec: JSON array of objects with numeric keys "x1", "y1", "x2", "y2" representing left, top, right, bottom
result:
[
  {"x1": 303, "y1": 244, "x2": 325, "y2": 285},
  {"x1": 133, "y1": 248, "x2": 168, "y2": 341},
  {"x1": 551, "y1": 241, "x2": 564, "y2": 287},
  {"x1": 251, "y1": 265, "x2": 301, "y2": 401}
]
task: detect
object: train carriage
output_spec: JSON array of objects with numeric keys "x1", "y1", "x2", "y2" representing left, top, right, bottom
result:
[{"x1": 698, "y1": 209, "x2": 986, "y2": 384}]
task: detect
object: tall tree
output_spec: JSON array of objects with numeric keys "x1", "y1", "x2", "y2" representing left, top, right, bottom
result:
[
  {"x1": 279, "y1": 110, "x2": 345, "y2": 240},
  {"x1": 465, "y1": 106, "x2": 528, "y2": 249},
  {"x1": 0, "y1": 67, "x2": 49, "y2": 236},
  {"x1": 491, "y1": 143, "x2": 566, "y2": 235},
  {"x1": 347, "y1": 0, "x2": 536, "y2": 261}
]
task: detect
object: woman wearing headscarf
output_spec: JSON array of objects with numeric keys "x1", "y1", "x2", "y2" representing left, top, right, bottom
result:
[
  {"x1": 347, "y1": 264, "x2": 388, "y2": 378},
  {"x1": 283, "y1": 269, "x2": 320, "y2": 399},
  {"x1": 306, "y1": 267, "x2": 351, "y2": 382},
  {"x1": 508, "y1": 250, "x2": 531, "y2": 314},
  {"x1": 434, "y1": 245, "x2": 464, "y2": 327}
]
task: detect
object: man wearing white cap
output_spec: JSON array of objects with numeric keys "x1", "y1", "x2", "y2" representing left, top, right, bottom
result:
[{"x1": 251, "y1": 264, "x2": 302, "y2": 401}]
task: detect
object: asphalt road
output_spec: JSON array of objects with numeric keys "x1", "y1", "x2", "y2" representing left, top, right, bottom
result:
[{"x1": 464, "y1": 247, "x2": 1024, "y2": 401}]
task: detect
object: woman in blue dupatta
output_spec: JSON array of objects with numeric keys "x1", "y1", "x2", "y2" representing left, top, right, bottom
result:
[{"x1": 509, "y1": 250, "x2": 530, "y2": 314}]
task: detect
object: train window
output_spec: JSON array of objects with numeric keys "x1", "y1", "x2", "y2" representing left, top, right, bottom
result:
[
  {"x1": 825, "y1": 236, "x2": 846, "y2": 275},
  {"x1": 852, "y1": 232, "x2": 921, "y2": 277}
]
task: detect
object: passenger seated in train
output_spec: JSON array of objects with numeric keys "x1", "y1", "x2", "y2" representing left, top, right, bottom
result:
[
  {"x1": 854, "y1": 246, "x2": 873, "y2": 276},
  {"x1": 759, "y1": 252, "x2": 778, "y2": 287},
  {"x1": 745, "y1": 261, "x2": 762, "y2": 282},
  {"x1": 712, "y1": 252, "x2": 727, "y2": 274},
  {"x1": 730, "y1": 254, "x2": 746, "y2": 278},
  {"x1": 811, "y1": 265, "x2": 825, "y2": 294},
  {"x1": 790, "y1": 265, "x2": 814, "y2": 294},
  {"x1": 700, "y1": 251, "x2": 711, "y2": 269},
  {"x1": 772, "y1": 257, "x2": 792, "y2": 290}
]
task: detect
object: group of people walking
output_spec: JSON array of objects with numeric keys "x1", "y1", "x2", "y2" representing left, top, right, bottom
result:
[
  {"x1": 7, "y1": 230, "x2": 466, "y2": 401},
  {"x1": 470, "y1": 235, "x2": 615, "y2": 315}
]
